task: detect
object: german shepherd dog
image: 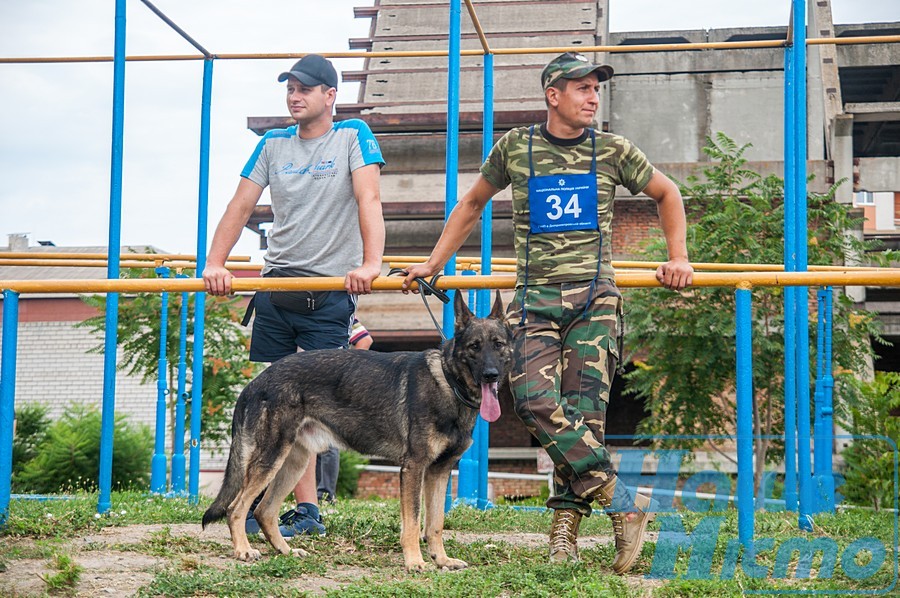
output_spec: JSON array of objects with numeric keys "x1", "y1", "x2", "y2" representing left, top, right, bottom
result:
[{"x1": 202, "y1": 290, "x2": 512, "y2": 571}]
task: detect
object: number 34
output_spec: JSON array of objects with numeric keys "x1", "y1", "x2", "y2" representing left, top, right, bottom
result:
[{"x1": 545, "y1": 193, "x2": 582, "y2": 220}]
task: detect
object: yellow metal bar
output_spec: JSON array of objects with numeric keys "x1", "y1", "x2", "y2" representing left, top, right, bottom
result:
[
  {"x1": 463, "y1": 0, "x2": 492, "y2": 55},
  {"x1": 611, "y1": 260, "x2": 889, "y2": 272},
  {"x1": 4, "y1": 270, "x2": 900, "y2": 295},
  {"x1": 0, "y1": 252, "x2": 250, "y2": 262},
  {"x1": 614, "y1": 271, "x2": 900, "y2": 288},
  {"x1": 0, "y1": 259, "x2": 259, "y2": 270},
  {"x1": 493, "y1": 41, "x2": 782, "y2": 55},
  {"x1": 384, "y1": 255, "x2": 518, "y2": 265},
  {"x1": 387, "y1": 258, "x2": 891, "y2": 273},
  {"x1": 4, "y1": 35, "x2": 896, "y2": 65},
  {"x1": 807, "y1": 34, "x2": 900, "y2": 46},
  {"x1": 388, "y1": 261, "x2": 518, "y2": 273}
]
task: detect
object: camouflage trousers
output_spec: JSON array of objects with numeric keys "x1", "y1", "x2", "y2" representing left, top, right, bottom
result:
[{"x1": 506, "y1": 280, "x2": 622, "y2": 516}]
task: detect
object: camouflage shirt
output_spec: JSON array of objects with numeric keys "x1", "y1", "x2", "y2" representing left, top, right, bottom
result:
[{"x1": 480, "y1": 124, "x2": 654, "y2": 286}]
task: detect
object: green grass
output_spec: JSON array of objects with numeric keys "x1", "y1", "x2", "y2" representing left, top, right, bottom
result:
[
  {"x1": 0, "y1": 492, "x2": 896, "y2": 596},
  {"x1": 1, "y1": 490, "x2": 208, "y2": 538},
  {"x1": 41, "y1": 551, "x2": 83, "y2": 593}
]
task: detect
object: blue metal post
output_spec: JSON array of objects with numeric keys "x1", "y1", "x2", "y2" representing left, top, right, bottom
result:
[
  {"x1": 442, "y1": 0, "x2": 462, "y2": 512},
  {"x1": 476, "y1": 408, "x2": 491, "y2": 508},
  {"x1": 813, "y1": 288, "x2": 825, "y2": 512},
  {"x1": 171, "y1": 277, "x2": 189, "y2": 494},
  {"x1": 442, "y1": 0, "x2": 462, "y2": 340},
  {"x1": 150, "y1": 267, "x2": 170, "y2": 493},
  {"x1": 0, "y1": 291, "x2": 20, "y2": 525},
  {"x1": 98, "y1": 0, "x2": 127, "y2": 514},
  {"x1": 456, "y1": 272, "x2": 479, "y2": 506},
  {"x1": 782, "y1": 40, "x2": 799, "y2": 513},
  {"x1": 735, "y1": 287, "x2": 755, "y2": 547},
  {"x1": 814, "y1": 287, "x2": 834, "y2": 512},
  {"x1": 476, "y1": 52, "x2": 495, "y2": 510},
  {"x1": 189, "y1": 58, "x2": 213, "y2": 502},
  {"x1": 791, "y1": 0, "x2": 814, "y2": 532},
  {"x1": 822, "y1": 288, "x2": 835, "y2": 507},
  {"x1": 477, "y1": 52, "x2": 495, "y2": 320}
]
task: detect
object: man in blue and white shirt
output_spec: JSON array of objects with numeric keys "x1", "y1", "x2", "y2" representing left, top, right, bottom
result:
[{"x1": 203, "y1": 54, "x2": 385, "y2": 538}]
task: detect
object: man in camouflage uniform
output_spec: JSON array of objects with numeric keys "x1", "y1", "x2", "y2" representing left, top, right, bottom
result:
[{"x1": 403, "y1": 52, "x2": 693, "y2": 574}]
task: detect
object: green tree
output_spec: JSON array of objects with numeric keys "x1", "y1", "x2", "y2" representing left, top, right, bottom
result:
[
  {"x1": 624, "y1": 133, "x2": 890, "y2": 495},
  {"x1": 840, "y1": 372, "x2": 900, "y2": 510},
  {"x1": 77, "y1": 266, "x2": 259, "y2": 452}
]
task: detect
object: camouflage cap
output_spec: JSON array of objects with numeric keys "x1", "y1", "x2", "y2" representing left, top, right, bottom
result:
[{"x1": 541, "y1": 52, "x2": 614, "y2": 90}]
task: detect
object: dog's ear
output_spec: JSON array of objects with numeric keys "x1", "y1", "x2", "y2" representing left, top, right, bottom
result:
[
  {"x1": 454, "y1": 289, "x2": 474, "y2": 331},
  {"x1": 489, "y1": 289, "x2": 504, "y2": 320}
]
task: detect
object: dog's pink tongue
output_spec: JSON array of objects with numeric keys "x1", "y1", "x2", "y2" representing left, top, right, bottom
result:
[{"x1": 479, "y1": 382, "x2": 501, "y2": 422}]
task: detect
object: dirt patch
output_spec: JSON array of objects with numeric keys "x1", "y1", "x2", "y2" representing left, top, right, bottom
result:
[
  {"x1": 0, "y1": 525, "x2": 658, "y2": 596},
  {"x1": 81, "y1": 523, "x2": 232, "y2": 548}
]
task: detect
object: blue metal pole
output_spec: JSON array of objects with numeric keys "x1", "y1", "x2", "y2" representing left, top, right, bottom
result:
[
  {"x1": 822, "y1": 287, "x2": 835, "y2": 508},
  {"x1": 476, "y1": 51, "x2": 495, "y2": 510},
  {"x1": 189, "y1": 58, "x2": 213, "y2": 502},
  {"x1": 792, "y1": 0, "x2": 814, "y2": 532},
  {"x1": 443, "y1": 0, "x2": 462, "y2": 512},
  {"x1": 735, "y1": 287, "x2": 755, "y2": 547},
  {"x1": 814, "y1": 287, "x2": 835, "y2": 512},
  {"x1": 477, "y1": 52, "x2": 495, "y2": 320},
  {"x1": 812, "y1": 288, "x2": 825, "y2": 512},
  {"x1": 782, "y1": 40, "x2": 799, "y2": 513},
  {"x1": 442, "y1": 0, "x2": 462, "y2": 340},
  {"x1": 98, "y1": 0, "x2": 127, "y2": 515},
  {"x1": 442, "y1": 3, "x2": 461, "y2": 506},
  {"x1": 150, "y1": 267, "x2": 170, "y2": 493},
  {"x1": 171, "y1": 277, "x2": 189, "y2": 494},
  {"x1": 0, "y1": 291, "x2": 20, "y2": 525},
  {"x1": 456, "y1": 271, "x2": 479, "y2": 506}
]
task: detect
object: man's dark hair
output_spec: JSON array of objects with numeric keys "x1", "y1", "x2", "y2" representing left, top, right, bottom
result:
[{"x1": 544, "y1": 78, "x2": 569, "y2": 108}]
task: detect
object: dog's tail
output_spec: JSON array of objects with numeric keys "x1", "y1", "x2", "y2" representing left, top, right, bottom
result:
[{"x1": 201, "y1": 419, "x2": 245, "y2": 529}]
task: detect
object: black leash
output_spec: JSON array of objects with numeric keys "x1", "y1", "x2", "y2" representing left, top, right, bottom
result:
[{"x1": 388, "y1": 267, "x2": 451, "y2": 342}]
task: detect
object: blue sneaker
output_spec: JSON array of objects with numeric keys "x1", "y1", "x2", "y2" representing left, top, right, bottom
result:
[
  {"x1": 245, "y1": 510, "x2": 262, "y2": 535},
  {"x1": 278, "y1": 503, "x2": 326, "y2": 537}
]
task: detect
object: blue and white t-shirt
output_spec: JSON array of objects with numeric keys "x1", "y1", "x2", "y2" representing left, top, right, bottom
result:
[{"x1": 242, "y1": 119, "x2": 385, "y2": 277}]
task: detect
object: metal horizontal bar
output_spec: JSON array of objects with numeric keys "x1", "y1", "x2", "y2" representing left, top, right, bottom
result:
[
  {"x1": 3, "y1": 35, "x2": 897, "y2": 64},
  {"x1": 385, "y1": 256, "x2": 890, "y2": 272},
  {"x1": 0, "y1": 253, "x2": 251, "y2": 262},
  {"x1": 0, "y1": 259, "x2": 259, "y2": 270},
  {"x1": 4, "y1": 270, "x2": 900, "y2": 294}
]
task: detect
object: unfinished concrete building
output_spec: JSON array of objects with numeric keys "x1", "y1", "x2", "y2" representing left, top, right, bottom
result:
[{"x1": 247, "y1": 0, "x2": 899, "y2": 346}]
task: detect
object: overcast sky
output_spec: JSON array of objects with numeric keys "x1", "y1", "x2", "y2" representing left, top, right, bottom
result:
[{"x1": 0, "y1": 0, "x2": 896, "y2": 262}]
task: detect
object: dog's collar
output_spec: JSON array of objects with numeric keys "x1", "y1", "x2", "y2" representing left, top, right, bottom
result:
[{"x1": 441, "y1": 363, "x2": 480, "y2": 410}]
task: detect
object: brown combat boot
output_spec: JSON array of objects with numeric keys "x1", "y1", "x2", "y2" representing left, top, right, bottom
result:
[
  {"x1": 594, "y1": 477, "x2": 655, "y2": 574},
  {"x1": 548, "y1": 508, "x2": 583, "y2": 563}
]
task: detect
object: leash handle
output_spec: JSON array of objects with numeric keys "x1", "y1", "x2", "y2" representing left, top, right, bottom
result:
[
  {"x1": 388, "y1": 268, "x2": 450, "y2": 342},
  {"x1": 387, "y1": 267, "x2": 450, "y2": 304}
]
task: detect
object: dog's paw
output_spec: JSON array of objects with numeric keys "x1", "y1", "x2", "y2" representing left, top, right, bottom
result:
[
  {"x1": 234, "y1": 548, "x2": 261, "y2": 561},
  {"x1": 404, "y1": 559, "x2": 432, "y2": 572},
  {"x1": 290, "y1": 547, "x2": 309, "y2": 557},
  {"x1": 436, "y1": 557, "x2": 468, "y2": 571}
]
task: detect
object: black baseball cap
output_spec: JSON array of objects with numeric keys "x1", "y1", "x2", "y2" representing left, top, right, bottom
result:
[{"x1": 277, "y1": 54, "x2": 338, "y2": 89}]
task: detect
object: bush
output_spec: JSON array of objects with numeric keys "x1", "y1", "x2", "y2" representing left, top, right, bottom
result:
[
  {"x1": 840, "y1": 372, "x2": 900, "y2": 510},
  {"x1": 336, "y1": 450, "x2": 369, "y2": 499},
  {"x1": 14, "y1": 404, "x2": 153, "y2": 494},
  {"x1": 12, "y1": 403, "x2": 50, "y2": 480}
]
